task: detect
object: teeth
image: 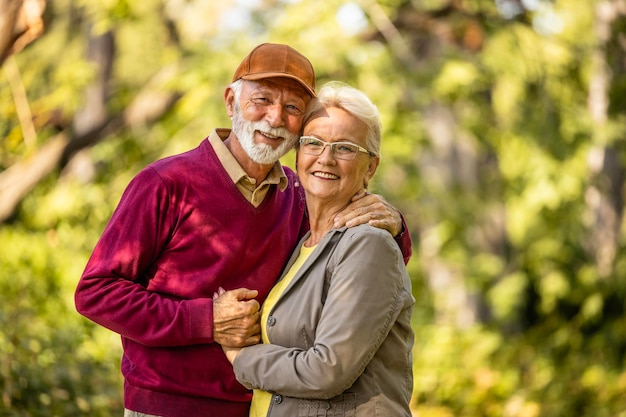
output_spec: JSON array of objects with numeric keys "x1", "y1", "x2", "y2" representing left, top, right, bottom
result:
[
  {"x1": 313, "y1": 172, "x2": 339, "y2": 180},
  {"x1": 261, "y1": 131, "x2": 280, "y2": 139}
]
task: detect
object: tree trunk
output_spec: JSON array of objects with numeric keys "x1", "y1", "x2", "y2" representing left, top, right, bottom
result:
[{"x1": 585, "y1": 0, "x2": 626, "y2": 277}]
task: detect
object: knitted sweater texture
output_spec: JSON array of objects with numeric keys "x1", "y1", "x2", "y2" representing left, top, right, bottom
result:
[{"x1": 75, "y1": 137, "x2": 307, "y2": 417}]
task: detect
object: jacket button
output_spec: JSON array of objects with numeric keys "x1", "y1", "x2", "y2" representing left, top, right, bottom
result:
[
  {"x1": 267, "y1": 315, "x2": 276, "y2": 326},
  {"x1": 273, "y1": 394, "x2": 282, "y2": 404}
]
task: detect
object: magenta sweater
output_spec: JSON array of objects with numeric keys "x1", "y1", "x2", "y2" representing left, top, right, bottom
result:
[{"x1": 75, "y1": 137, "x2": 308, "y2": 416}]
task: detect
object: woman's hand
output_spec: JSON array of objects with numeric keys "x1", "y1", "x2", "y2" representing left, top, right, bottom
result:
[{"x1": 222, "y1": 345, "x2": 242, "y2": 364}]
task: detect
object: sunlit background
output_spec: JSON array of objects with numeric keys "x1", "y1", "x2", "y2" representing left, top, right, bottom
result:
[{"x1": 1, "y1": 0, "x2": 626, "y2": 416}]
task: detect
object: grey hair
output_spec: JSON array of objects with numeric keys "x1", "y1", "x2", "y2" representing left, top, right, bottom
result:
[
  {"x1": 230, "y1": 79, "x2": 244, "y2": 101},
  {"x1": 303, "y1": 81, "x2": 382, "y2": 157}
]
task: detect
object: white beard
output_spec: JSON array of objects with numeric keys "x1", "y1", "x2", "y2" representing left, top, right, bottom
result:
[{"x1": 231, "y1": 103, "x2": 299, "y2": 165}]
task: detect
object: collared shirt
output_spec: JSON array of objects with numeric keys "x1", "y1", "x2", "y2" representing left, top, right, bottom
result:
[{"x1": 209, "y1": 129, "x2": 289, "y2": 207}]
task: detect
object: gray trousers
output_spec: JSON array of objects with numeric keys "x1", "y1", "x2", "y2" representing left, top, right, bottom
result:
[{"x1": 124, "y1": 409, "x2": 161, "y2": 417}]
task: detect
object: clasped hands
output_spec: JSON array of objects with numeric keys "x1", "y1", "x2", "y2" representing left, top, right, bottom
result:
[
  {"x1": 213, "y1": 192, "x2": 401, "y2": 364},
  {"x1": 213, "y1": 287, "x2": 260, "y2": 363}
]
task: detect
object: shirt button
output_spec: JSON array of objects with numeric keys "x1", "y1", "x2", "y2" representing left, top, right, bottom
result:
[
  {"x1": 267, "y1": 315, "x2": 276, "y2": 326},
  {"x1": 273, "y1": 394, "x2": 283, "y2": 404}
]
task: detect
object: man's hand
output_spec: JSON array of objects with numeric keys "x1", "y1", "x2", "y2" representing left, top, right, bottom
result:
[
  {"x1": 213, "y1": 288, "x2": 261, "y2": 348},
  {"x1": 334, "y1": 190, "x2": 402, "y2": 237}
]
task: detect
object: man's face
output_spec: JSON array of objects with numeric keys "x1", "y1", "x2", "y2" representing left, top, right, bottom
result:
[{"x1": 231, "y1": 79, "x2": 311, "y2": 165}]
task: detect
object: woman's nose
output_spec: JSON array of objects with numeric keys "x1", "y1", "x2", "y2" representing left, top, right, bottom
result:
[{"x1": 317, "y1": 144, "x2": 336, "y2": 164}]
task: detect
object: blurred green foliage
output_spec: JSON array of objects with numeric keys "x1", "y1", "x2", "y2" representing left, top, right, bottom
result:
[{"x1": 1, "y1": 0, "x2": 626, "y2": 416}]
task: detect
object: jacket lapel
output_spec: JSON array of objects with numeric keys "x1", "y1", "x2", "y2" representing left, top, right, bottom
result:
[{"x1": 271, "y1": 227, "x2": 346, "y2": 303}]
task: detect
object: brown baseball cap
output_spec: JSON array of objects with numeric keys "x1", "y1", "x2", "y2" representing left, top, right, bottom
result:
[{"x1": 232, "y1": 43, "x2": 316, "y2": 97}]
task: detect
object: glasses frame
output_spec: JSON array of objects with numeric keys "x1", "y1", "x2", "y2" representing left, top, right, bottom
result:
[{"x1": 299, "y1": 136, "x2": 371, "y2": 160}]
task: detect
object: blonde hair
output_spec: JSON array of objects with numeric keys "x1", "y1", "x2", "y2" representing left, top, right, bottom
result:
[{"x1": 304, "y1": 81, "x2": 382, "y2": 157}]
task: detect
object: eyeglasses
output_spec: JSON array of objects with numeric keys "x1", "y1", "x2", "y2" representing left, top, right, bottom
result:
[{"x1": 299, "y1": 136, "x2": 371, "y2": 160}]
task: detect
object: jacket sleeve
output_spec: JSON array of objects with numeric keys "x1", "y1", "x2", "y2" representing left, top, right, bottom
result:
[
  {"x1": 232, "y1": 227, "x2": 410, "y2": 398},
  {"x1": 74, "y1": 167, "x2": 214, "y2": 347},
  {"x1": 395, "y1": 214, "x2": 413, "y2": 265}
]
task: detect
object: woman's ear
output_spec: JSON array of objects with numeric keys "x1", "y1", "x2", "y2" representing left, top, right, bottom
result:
[
  {"x1": 363, "y1": 157, "x2": 379, "y2": 189},
  {"x1": 366, "y1": 156, "x2": 380, "y2": 178}
]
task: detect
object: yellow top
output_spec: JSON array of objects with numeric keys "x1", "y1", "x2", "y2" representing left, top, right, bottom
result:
[{"x1": 248, "y1": 243, "x2": 317, "y2": 417}]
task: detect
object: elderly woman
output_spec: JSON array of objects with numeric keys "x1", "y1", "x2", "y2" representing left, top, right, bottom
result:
[{"x1": 222, "y1": 82, "x2": 415, "y2": 417}]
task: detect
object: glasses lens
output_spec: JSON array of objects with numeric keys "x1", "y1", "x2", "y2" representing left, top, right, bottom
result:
[
  {"x1": 332, "y1": 143, "x2": 358, "y2": 159},
  {"x1": 300, "y1": 137, "x2": 362, "y2": 160},
  {"x1": 301, "y1": 137, "x2": 324, "y2": 155}
]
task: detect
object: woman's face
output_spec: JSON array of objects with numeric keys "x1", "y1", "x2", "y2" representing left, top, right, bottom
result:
[{"x1": 297, "y1": 106, "x2": 379, "y2": 206}]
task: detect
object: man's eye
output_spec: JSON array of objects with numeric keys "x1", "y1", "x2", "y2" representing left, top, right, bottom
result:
[
  {"x1": 285, "y1": 104, "x2": 303, "y2": 115},
  {"x1": 251, "y1": 97, "x2": 270, "y2": 104}
]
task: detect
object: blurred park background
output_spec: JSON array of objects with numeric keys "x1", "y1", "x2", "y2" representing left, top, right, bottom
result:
[{"x1": 1, "y1": 0, "x2": 626, "y2": 415}]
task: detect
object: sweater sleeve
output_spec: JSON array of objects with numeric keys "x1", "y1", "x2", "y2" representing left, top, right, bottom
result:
[
  {"x1": 395, "y1": 214, "x2": 413, "y2": 265},
  {"x1": 232, "y1": 228, "x2": 411, "y2": 398},
  {"x1": 74, "y1": 167, "x2": 214, "y2": 347}
]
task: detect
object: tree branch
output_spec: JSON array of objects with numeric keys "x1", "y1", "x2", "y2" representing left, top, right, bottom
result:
[
  {"x1": 358, "y1": 0, "x2": 420, "y2": 68},
  {"x1": 0, "y1": 0, "x2": 46, "y2": 67},
  {"x1": 0, "y1": 68, "x2": 182, "y2": 223}
]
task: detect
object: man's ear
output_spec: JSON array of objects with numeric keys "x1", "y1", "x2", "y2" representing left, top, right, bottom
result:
[{"x1": 224, "y1": 87, "x2": 235, "y2": 117}]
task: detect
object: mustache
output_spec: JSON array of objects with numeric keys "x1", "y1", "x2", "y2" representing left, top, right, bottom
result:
[{"x1": 248, "y1": 120, "x2": 298, "y2": 142}]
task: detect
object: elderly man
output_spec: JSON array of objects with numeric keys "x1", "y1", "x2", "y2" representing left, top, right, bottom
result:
[{"x1": 75, "y1": 43, "x2": 412, "y2": 417}]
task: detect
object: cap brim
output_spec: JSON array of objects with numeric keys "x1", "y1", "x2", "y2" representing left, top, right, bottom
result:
[{"x1": 241, "y1": 73, "x2": 316, "y2": 98}]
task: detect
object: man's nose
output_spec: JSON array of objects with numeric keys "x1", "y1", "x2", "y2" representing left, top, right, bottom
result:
[{"x1": 265, "y1": 103, "x2": 285, "y2": 127}]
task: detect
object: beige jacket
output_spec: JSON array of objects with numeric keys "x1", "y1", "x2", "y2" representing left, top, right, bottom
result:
[{"x1": 233, "y1": 225, "x2": 415, "y2": 417}]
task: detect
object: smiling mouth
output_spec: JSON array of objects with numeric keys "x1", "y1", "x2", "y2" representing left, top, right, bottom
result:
[
  {"x1": 258, "y1": 130, "x2": 282, "y2": 141},
  {"x1": 312, "y1": 171, "x2": 339, "y2": 180}
]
